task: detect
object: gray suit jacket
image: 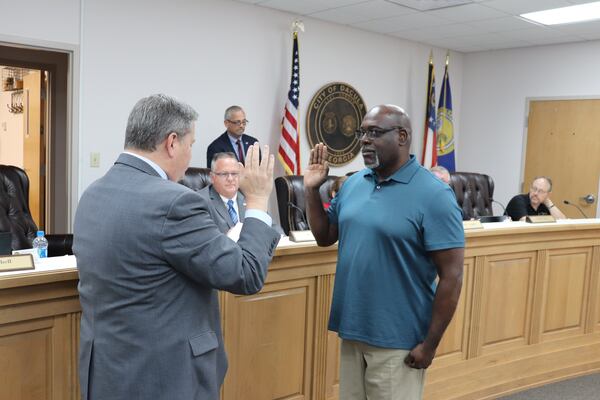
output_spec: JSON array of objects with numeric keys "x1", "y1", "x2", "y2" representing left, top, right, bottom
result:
[
  {"x1": 199, "y1": 184, "x2": 246, "y2": 233},
  {"x1": 74, "y1": 153, "x2": 280, "y2": 400},
  {"x1": 199, "y1": 185, "x2": 285, "y2": 236}
]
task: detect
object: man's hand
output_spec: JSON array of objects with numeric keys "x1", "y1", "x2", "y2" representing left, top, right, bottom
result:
[
  {"x1": 304, "y1": 143, "x2": 329, "y2": 190},
  {"x1": 239, "y1": 144, "x2": 274, "y2": 212},
  {"x1": 404, "y1": 342, "x2": 436, "y2": 370}
]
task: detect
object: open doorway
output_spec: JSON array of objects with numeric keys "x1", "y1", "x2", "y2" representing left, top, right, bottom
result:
[
  {"x1": 0, "y1": 44, "x2": 70, "y2": 233},
  {"x1": 1, "y1": 66, "x2": 48, "y2": 227}
]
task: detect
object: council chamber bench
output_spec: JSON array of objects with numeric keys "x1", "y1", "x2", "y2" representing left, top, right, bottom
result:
[{"x1": 1, "y1": 220, "x2": 600, "y2": 400}]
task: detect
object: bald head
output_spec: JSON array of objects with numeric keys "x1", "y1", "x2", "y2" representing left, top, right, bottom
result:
[{"x1": 365, "y1": 105, "x2": 412, "y2": 146}]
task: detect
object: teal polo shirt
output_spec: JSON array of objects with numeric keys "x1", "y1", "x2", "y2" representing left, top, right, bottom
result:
[{"x1": 327, "y1": 155, "x2": 464, "y2": 349}]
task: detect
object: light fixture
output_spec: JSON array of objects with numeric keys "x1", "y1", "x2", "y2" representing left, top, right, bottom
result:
[{"x1": 521, "y1": 1, "x2": 600, "y2": 25}]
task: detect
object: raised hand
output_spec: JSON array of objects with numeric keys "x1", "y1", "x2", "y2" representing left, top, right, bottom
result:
[
  {"x1": 304, "y1": 143, "x2": 329, "y2": 190},
  {"x1": 239, "y1": 143, "x2": 274, "y2": 212}
]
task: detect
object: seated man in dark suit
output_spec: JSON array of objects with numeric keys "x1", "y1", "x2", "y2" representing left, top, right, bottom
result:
[
  {"x1": 201, "y1": 152, "x2": 283, "y2": 235},
  {"x1": 200, "y1": 152, "x2": 246, "y2": 233},
  {"x1": 505, "y1": 176, "x2": 566, "y2": 221},
  {"x1": 206, "y1": 105, "x2": 258, "y2": 167}
]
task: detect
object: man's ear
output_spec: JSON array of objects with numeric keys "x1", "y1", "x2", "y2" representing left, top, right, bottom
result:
[
  {"x1": 165, "y1": 132, "x2": 178, "y2": 157},
  {"x1": 397, "y1": 129, "x2": 409, "y2": 146}
]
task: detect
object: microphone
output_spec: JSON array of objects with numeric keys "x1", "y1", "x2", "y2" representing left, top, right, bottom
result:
[
  {"x1": 287, "y1": 202, "x2": 309, "y2": 230},
  {"x1": 490, "y1": 199, "x2": 507, "y2": 216},
  {"x1": 563, "y1": 200, "x2": 588, "y2": 219}
]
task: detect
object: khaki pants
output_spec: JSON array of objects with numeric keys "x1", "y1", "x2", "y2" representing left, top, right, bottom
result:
[{"x1": 339, "y1": 339, "x2": 425, "y2": 400}]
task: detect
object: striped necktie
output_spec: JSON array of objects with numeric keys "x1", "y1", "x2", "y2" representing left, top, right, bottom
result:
[{"x1": 227, "y1": 199, "x2": 238, "y2": 224}]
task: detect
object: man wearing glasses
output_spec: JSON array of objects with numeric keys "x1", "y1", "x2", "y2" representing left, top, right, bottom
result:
[
  {"x1": 201, "y1": 152, "x2": 246, "y2": 233},
  {"x1": 505, "y1": 176, "x2": 566, "y2": 221},
  {"x1": 201, "y1": 152, "x2": 283, "y2": 236},
  {"x1": 304, "y1": 105, "x2": 464, "y2": 400},
  {"x1": 206, "y1": 105, "x2": 258, "y2": 167}
]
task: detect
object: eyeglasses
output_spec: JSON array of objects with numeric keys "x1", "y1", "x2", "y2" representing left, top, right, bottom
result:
[
  {"x1": 213, "y1": 172, "x2": 240, "y2": 179},
  {"x1": 226, "y1": 119, "x2": 249, "y2": 126},
  {"x1": 530, "y1": 186, "x2": 548, "y2": 194},
  {"x1": 354, "y1": 127, "x2": 400, "y2": 140}
]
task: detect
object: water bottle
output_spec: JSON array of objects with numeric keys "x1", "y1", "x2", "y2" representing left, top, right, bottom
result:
[{"x1": 32, "y1": 230, "x2": 49, "y2": 259}]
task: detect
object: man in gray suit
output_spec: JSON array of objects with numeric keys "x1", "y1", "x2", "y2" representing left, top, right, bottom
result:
[
  {"x1": 74, "y1": 94, "x2": 280, "y2": 400},
  {"x1": 200, "y1": 152, "x2": 246, "y2": 234}
]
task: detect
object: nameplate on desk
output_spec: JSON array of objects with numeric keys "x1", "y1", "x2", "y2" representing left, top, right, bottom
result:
[
  {"x1": 0, "y1": 254, "x2": 35, "y2": 272},
  {"x1": 289, "y1": 230, "x2": 315, "y2": 242},
  {"x1": 526, "y1": 215, "x2": 556, "y2": 224},
  {"x1": 463, "y1": 220, "x2": 484, "y2": 230}
]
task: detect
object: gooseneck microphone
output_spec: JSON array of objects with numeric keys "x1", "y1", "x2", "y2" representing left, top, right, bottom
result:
[
  {"x1": 490, "y1": 199, "x2": 507, "y2": 215},
  {"x1": 563, "y1": 200, "x2": 588, "y2": 219},
  {"x1": 287, "y1": 202, "x2": 309, "y2": 230}
]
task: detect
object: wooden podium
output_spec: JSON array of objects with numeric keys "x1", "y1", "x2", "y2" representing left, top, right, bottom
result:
[{"x1": 1, "y1": 221, "x2": 600, "y2": 400}]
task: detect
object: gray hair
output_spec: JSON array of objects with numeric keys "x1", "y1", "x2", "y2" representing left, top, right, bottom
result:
[
  {"x1": 431, "y1": 165, "x2": 449, "y2": 175},
  {"x1": 224, "y1": 105, "x2": 244, "y2": 120},
  {"x1": 533, "y1": 176, "x2": 553, "y2": 192},
  {"x1": 211, "y1": 152, "x2": 237, "y2": 171},
  {"x1": 124, "y1": 94, "x2": 198, "y2": 151}
]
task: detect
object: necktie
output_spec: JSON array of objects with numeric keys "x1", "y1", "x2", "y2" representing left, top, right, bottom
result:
[
  {"x1": 236, "y1": 140, "x2": 245, "y2": 164},
  {"x1": 227, "y1": 199, "x2": 238, "y2": 224}
]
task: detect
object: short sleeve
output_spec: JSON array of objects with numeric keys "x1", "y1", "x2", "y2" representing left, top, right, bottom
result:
[{"x1": 422, "y1": 186, "x2": 465, "y2": 251}]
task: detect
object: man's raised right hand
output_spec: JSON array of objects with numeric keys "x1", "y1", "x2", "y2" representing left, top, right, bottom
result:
[{"x1": 304, "y1": 143, "x2": 329, "y2": 190}]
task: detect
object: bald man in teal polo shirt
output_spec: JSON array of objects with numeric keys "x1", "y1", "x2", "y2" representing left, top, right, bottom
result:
[{"x1": 304, "y1": 105, "x2": 464, "y2": 400}]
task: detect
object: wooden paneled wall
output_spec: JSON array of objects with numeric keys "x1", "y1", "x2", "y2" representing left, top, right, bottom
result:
[{"x1": 1, "y1": 223, "x2": 599, "y2": 400}]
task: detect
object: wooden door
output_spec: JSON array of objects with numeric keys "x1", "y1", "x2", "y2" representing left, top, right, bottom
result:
[
  {"x1": 22, "y1": 70, "x2": 44, "y2": 227},
  {"x1": 524, "y1": 100, "x2": 600, "y2": 218}
]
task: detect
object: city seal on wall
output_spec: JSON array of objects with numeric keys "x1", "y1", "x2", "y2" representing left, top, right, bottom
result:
[{"x1": 306, "y1": 82, "x2": 367, "y2": 166}]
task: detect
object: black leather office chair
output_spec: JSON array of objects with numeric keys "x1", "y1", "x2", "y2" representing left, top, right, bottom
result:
[
  {"x1": 274, "y1": 175, "x2": 339, "y2": 235},
  {"x1": 449, "y1": 172, "x2": 495, "y2": 220},
  {"x1": 0, "y1": 165, "x2": 72, "y2": 255},
  {"x1": 178, "y1": 167, "x2": 212, "y2": 192}
]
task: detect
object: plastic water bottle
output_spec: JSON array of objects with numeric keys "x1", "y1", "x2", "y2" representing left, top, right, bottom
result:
[{"x1": 32, "y1": 231, "x2": 48, "y2": 259}]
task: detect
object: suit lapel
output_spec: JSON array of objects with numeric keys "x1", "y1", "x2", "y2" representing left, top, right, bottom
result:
[
  {"x1": 210, "y1": 185, "x2": 234, "y2": 228},
  {"x1": 237, "y1": 192, "x2": 246, "y2": 222},
  {"x1": 221, "y1": 132, "x2": 237, "y2": 155}
]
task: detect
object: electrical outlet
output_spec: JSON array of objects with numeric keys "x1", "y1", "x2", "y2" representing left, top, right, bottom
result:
[
  {"x1": 90, "y1": 152, "x2": 100, "y2": 168},
  {"x1": 1, "y1": 122, "x2": 6, "y2": 132}
]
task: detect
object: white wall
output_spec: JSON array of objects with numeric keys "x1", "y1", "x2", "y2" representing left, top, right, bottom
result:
[
  {"x1": 0, "y1": 0, "x2": 80, "y2": 45},
  {"x1": 79, "y1": 0, "x2": 463, "y2": 217},
  {"x1": 459, "y1": 40, "x2": 600, "y2": 211}
]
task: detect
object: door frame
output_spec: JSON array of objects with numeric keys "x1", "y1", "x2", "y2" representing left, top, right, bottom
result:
[
  {"x1": 522, "y1": 96, "x2": 600, "y2": 216},
  {"x1": 0, "y1": 37, "x2": 79, "y2": 233}
]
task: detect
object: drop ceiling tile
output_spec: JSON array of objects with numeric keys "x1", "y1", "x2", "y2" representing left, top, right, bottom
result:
[
  {"x1": 468, "y1": 16, "x2": 541, "y2": 31},
  {"x1": 481, "y1": 0, "x2": 574, "y2": 14},
  {"x1": 427, "y1": 3, "x2": 509, "y2": 22},
  {"x1": 495, "y1": 26, "x2": 582, "y2": 41},
  {"x1": 309, "y1": 0, "x2": 414, "y2": 25},
  {"x1": 390, "y1": 22, "x2": 483, "y2": 40},
  {"x1": 552, "y1": 19, "x2": 600, "y2": 39},
  {"x1": 353, "y1": 12, "x2": 447, "y2": 33},
  {"x1": 258, "y1": 0, "x2": 366, "y2": 15}
]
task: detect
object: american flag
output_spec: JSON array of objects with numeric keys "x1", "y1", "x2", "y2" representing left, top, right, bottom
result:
[
  {"x1": 421, "y1": 55, "x2": 437, "y2": 169},
  {"x1": 278, "y1": 32, "x2": 301, "y2": 175}
]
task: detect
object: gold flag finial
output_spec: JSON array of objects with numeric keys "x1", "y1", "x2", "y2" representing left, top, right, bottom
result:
[
  {"x1": 291, "y1": 20, "x2": 304, "y2": 34},
  {"x1": 429, "y1": 50, "x2": 433, "y2": 64},
  {"x1": 445, "y1": 51, "x2": 450, "y2": 66}
]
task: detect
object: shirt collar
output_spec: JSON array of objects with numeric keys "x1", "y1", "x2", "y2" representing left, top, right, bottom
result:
[
  {"x1": 123, "y1": 151, "x2": 168, "y2": 180},
  {"x1": 227, "y1": 133, "x2": 243, "y2": 146},
  {"x1": 220, "y1": 193, "x2": 238, "y2": 204},
  {"x1": 364, "y1": 154, "x2": 419, "y2": 184}
]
